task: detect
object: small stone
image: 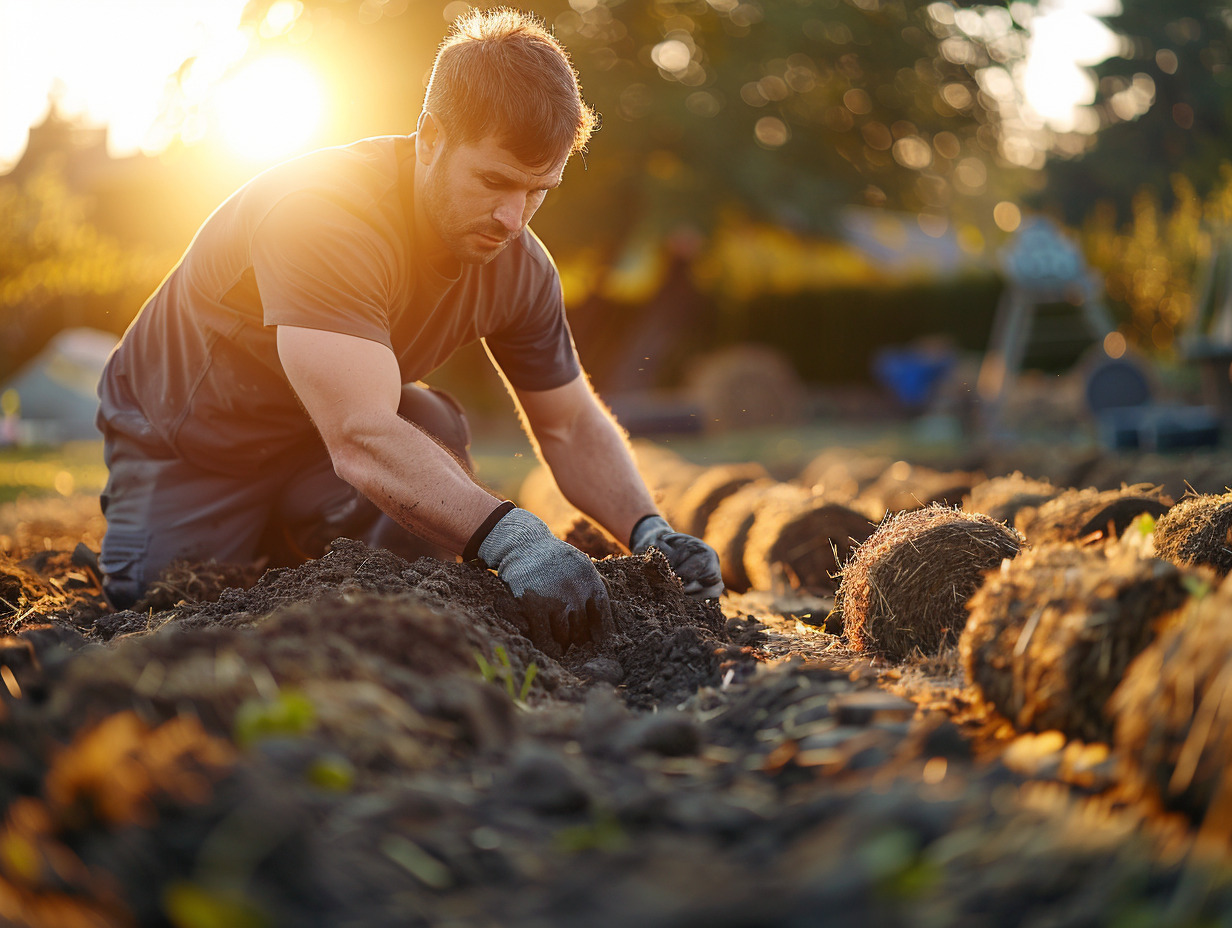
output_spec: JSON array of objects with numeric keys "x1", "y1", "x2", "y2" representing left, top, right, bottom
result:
[
  {"x1": 498, "y1": 748, "x2": 591, "y2": 815},
  {"x1": 626, "y1": 713, "x2": 702, "y2": 758},
  {"x1": 579, "y1": 657, "x2": 625, "y2": 685}
]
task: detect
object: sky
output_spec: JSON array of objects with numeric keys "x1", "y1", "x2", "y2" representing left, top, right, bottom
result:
[{"x1": 0, "y1": 0, "x2": 1124, "y2": 172}]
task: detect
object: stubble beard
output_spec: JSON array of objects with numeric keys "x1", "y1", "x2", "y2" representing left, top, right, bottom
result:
[{"x1": 422, "y1": 167, "x2": 520, "y2": 267}]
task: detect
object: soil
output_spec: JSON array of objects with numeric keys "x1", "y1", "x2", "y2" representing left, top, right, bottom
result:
[{"x1": 5, "y1": 449, "x2": 1232, "y2": 926}]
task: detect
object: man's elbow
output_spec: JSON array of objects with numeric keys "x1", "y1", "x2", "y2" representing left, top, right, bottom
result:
[{"x1": 321, "y1": 417, "x2": 384, "y2": 491}]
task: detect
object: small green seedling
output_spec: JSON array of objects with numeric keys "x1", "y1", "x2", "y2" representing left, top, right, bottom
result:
[
  {"x1": 233, "y1": 688, "x2": 317, "y2": 748},
  {"x1": 475, "y1": 646, "x2": 538, "y2": 702},
  {"x1": 1182, "y1": 575, "x2": 1214, "y2": 600}
]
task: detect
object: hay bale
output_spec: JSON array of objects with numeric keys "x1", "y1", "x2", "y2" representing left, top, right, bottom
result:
[
  {"x1": 960, "y1": 546, "x2": 1193, "y2": 743},
  {"x1": 671, "y1": 463, "x2": 771, "y2": 538},
  {"x1": 704, "y1": 480, "x2": 809, "y2": 593},
  {"x1": 743, "y1": 497, "x2": 874, "y2": 594},
  {"x1": 1111, "y1": 578, "x2": 1232, "y2": 825},
  {"x1": 858, "y1": 461, "x2": 983, "y2": 520},
  {"x1": 962, "y1": 472, "x2": 1061, "y2": 526},
  {"x1": 838, "y1": 507, "x2": 1022, "y2": 662},
  {"x1": 1153, "y1": 492, "x2": 1232, "y2": 577},
  {"x1": 1015, "y1": 484, "x2": 1173, "y2": 546}
]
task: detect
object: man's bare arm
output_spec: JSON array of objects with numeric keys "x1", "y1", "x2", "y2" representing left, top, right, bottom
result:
[
  {"x1": 515, "y1": 372, "x2": 657, "y2": 548},
  {"x1": 276, "y1": 325, "x2": 499, "y2": 551}
]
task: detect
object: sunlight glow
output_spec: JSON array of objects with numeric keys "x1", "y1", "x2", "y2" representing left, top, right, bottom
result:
[
  {"x1": 214, "y1": 57, "x2": 325, "y2": 162},
  {"x1": 0, "y1": 0, "x2": 251, "y2": 168},
  {"x1": 1021, "y1": 2, "x2": 1123, "y2": 130}
]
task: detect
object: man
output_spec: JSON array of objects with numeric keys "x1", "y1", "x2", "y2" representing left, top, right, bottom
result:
[{"x1": 96, "y1": 8, "x2": 722, "y2": 651}]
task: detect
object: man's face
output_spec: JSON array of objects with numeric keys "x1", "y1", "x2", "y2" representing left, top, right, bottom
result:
[{"x1": 419, "y1": 130, "x2": 568, "y2": 267}]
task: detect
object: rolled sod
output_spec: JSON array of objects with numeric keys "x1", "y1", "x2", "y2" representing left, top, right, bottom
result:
[
  {"x1": 1015, "y1": 484, "x2": 1172, "y2": 546},
  {"x1": 1111, "y1": 576, "x2": 1232, "y2": 825},
  {"x1": 963, "y1": 472, "x2": 1062, "y2": 526},
  {"x1": 704, "y1": 480, "x2": 808, "y2": 593},
  {"x1": 743, "y1": 496, "x2": 874, "y2": 595},
  {"x1": 838, "y1": 506, "x2": 1022, "y2": 662},
  {"x1": 1153, "y1": 492, "x2": 1232, "y2": 577},
  {"x1": 672, "y1": 462, "x2": 771, "y2": 538},
  {"x1": 961, "y1": 545, "x2": 1192, "y2": 743}
]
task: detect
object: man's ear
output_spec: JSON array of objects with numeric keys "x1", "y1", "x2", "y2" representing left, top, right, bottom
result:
[{"x1": 415, "y1": 112, "x2": 443, "y2": 165}]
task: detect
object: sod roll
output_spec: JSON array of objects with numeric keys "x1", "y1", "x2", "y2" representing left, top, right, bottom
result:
[
  {"x1": 1111, "y1": 576, "x2": 1232, "y2": 826},
  {"x1": 672, "y1": 463, "x2": 771, "y2": 538},
  {"x1": 962, "y1": 472, "x2": 1062, "y2": 527},
  {"x1": 961, "y1": 545, "x2": 1193, "y2": 743},
  {"x1": 1153, "y1": 492, "x2": 1232, "y2": 577},
  {"x1": 858, "y1": 462, "x2": 982, "y2": 521},
  {"x1": 743, "y1": 497, "x2": 874, "y2": 595},
  {"x1": 838, "y1": 506, "x2": 1022, "y2": 662},
  {"x1": 704, "y1": 481, "x2": 809, "y2": 593},
  {"x1": 1015, "y1": 484, "x2": 1172, "y2": 546}
]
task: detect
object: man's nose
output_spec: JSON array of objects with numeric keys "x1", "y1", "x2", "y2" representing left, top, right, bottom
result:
[{"x1": 493, "y1": 192, "x2": 526, "y2": 233}]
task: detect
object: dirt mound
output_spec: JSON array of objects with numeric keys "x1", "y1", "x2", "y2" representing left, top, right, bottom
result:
[
  {"x1": 92, "y1": 539, "x2": 743, "y2": 712},
  {"x1": 961, "y1": 545, "x2": 1194, "y2": 743},
  {"x1": 1153, "y1": 492, "x2": 1232, "y2": 577},
  {"x1": 839, "y1": 507, "x2": 1022, "y2": 661},
  {"x1": 555, "y1": 516, "x2": 623, "y2": 559}
]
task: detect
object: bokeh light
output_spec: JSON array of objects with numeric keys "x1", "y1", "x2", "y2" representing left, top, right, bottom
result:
[{"x1": 993, "y1": 201, "x2": 1023, "y2": 233}]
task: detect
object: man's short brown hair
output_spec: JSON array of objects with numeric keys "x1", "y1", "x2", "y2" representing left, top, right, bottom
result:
[{"x1": 424, "y1": 7, "x2": 598, "y2": 167}]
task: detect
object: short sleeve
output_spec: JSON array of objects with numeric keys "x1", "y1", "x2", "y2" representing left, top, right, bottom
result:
[
  {"x1": 251, "y1": 192, "x2": 395, "y2": 350},
  {"x1": 485, "y1": 266, "x2": 581, "y2": 392}
]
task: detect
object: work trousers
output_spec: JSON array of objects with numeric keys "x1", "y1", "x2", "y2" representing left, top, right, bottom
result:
[{"x1": 98, "y1": 383, "x2": 472, "y2": 610}]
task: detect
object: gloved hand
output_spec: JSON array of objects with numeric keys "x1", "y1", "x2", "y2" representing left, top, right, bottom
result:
[
  {"x1": 475, "y1": 506, "x2": 614, "y2": 652},
  {"x1": 629, "y1": 514, "x2": 724, "y2": 599}
]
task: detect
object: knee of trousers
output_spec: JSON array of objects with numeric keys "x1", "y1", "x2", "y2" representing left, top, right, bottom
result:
[{"x1": 397, "y1": 384, "x2": 472, "y2": 464}]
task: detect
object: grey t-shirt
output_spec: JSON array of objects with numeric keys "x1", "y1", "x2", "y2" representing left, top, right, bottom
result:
[{"x1": 98, "y1": 135, "x2": 579, "y2": 476}]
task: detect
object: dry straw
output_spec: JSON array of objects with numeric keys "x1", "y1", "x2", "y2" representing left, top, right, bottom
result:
[
  {"x1": 1153, "y1": 491, "x2": 1232, "y2": 577},
  {"x1": 1111, "y1": 575, "x2": 1232, "y2": 831},
  {"x1": 961, "y1": 545, "x2": 1193, "y2": 743},
  {"x1": 1015, "y1": 484, "x2": 1172, "y2": 546},
  {"x1": 838, "y1": 505, "x2": 1022, "y2": 662}
]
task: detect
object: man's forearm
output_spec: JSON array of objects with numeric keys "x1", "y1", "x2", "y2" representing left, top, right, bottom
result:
[
  {"x1": 535, "y1": 402, "x2": 656, "y2": 548},
  {"x1": 332, "y1": 416, "x2": 501, "y2": 552}
]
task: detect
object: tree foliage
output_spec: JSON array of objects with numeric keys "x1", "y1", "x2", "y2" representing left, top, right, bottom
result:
[
  {"x1": 1043, "y1": 0, "x2": 1232, "y2": 220},
  {"x1": 0, "y1": 162, "x2": 165, "y2": 380}
]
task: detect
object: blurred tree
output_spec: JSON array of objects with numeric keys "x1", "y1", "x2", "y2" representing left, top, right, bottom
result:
[
  {"x1": 1041, "y1": 0, "x2": 1232, "y2": 222},
  {"x1": 0, "y1": 161, "x2": 165, "y2": 381},
  {"x1": 241, "y1": 0, "x2": 1029, "y2": 259}
]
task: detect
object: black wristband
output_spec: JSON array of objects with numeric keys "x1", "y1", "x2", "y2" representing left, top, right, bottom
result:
[
  {"x1": 464, "y1": 500, "x2": 517, "y2": 563},
  {"x1": 628, "y1": 513, "x2": 661, "y2": 551}
]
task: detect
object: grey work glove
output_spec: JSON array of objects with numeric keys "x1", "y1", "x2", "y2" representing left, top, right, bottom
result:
[
  {"x1": 476, "y1": 507, "x2": 614, "y2": 652},
  {"x1": 630, "y1": 515, "x2": 724, "y2": 599}
]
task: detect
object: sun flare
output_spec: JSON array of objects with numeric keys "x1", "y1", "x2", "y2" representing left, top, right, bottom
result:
[{"x1": 213, "y1": 57, "x2": 325, "y2": 163}]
